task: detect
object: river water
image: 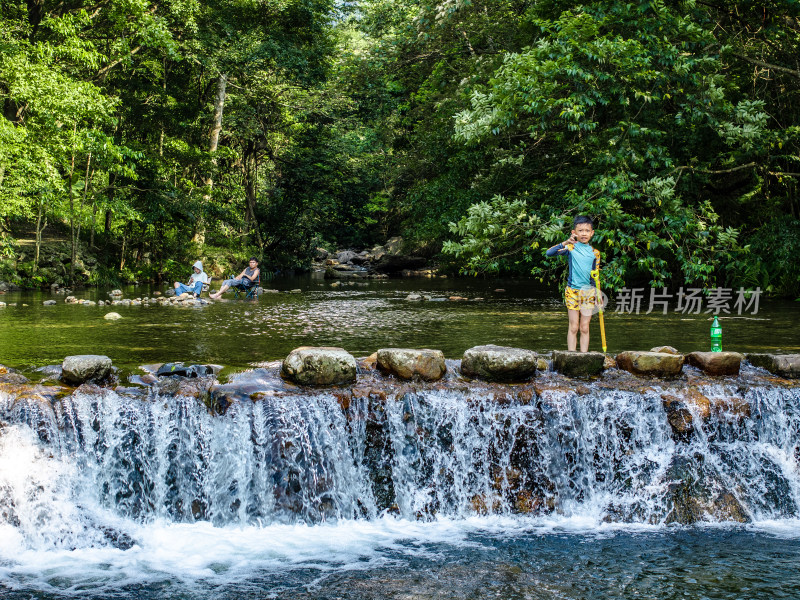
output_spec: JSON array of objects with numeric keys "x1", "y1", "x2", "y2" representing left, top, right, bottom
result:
[
  {"x1": 1, "y1": 276, "x2": 800, "y2": 599},
  {"x1": 0, "y1": 276, "x2": 797, "y2": 372}
]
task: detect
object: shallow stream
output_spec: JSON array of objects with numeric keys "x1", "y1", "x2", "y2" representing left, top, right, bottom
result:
[
  {"x1": 0, "y1": 276, "x2": 796, "y2": 373},
  {"x1": 1, "y1": 276, "x2": 799, "y2": 599}
]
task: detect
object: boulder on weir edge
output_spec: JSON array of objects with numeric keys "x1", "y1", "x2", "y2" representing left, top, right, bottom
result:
[
  {"x1": 281, "y1": 346, "x2": 357, "y2": 386},
  {"x1": 552, "y1": 351, "x2": 606, "y2": 378},
  {"x1": 460, "y1": 345, "x2": 537, "y2": 383},
  {"x1": 650, "y1": 346, "x2": 681, "y2": 355},
  {"x1": 376, "y1": 348, "x2": 446, "y2": 381},
  {"x1": 685, "y1": 351, "x2": 744, "y2": 376},
  {"x1": 746, "y1": 353, "x2": 800, "y2": 379},
  {"x1": 61, "y1": 355, "x2": 113, "y2": 385},
  {"x1": 615, "y1": 351, "x2": 685, "y2": 378},
  {"x1": 0, "y1": 364, "x2": 28, "y2": 384}
]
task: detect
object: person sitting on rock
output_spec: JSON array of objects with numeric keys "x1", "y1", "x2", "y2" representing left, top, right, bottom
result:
[
  {"x1": 174, "y1": 260, "x2": 210, "y2": 298},
  {"x1": 210, "y1": 257, "x2": 260, "y2": 299}
]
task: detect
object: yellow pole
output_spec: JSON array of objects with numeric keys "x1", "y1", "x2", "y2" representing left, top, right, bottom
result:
[{"x1": 590, "y1": 269, "x2": 607, "y2": 353}]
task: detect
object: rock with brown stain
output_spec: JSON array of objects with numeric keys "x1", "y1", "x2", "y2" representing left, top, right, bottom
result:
[
  {"x1": 616, "y1": 351, "x2": 684, "y2": 378},
  {"x1": 686, "y1": 351, "x2": 744, "y2": 376},
  {"x1": 377, "y1": 348, "x2": 447, "y2": 381}
]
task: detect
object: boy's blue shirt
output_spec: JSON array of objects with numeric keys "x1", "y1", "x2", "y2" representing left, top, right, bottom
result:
[{"x1": 545, "y1": 241, "x2": 601, "y2": 290}]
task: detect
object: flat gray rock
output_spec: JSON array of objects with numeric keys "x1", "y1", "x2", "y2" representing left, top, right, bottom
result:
[
  {"x1": 746, "y1": 354, "x2": 800, "y2": 378},
  {"x1": 377, "y1": 348, "x2": 446, "y2": 381},
  {"x1": 281, "y1": 346, "x2": 357, "y2": 386},
  {"x1": 686, "y1": 351, "x2": 743, "y2": 376},
  {"x1": 552, "y1": 351, "x2": 606, "y2": 378},
  {"x1": 616, "y1": 351, "x2": 685, "y2": 378},
  {"x1": 460, "y1": 345, "x2": 537, "y2": 383},
  {"x1": 61, "y1": 355, "x2": 113, "y2": 384}
]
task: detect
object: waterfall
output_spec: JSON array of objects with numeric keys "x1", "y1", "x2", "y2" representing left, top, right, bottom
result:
[{"x1": 2, "y1": 376, "x2": 800, "y2": 551}]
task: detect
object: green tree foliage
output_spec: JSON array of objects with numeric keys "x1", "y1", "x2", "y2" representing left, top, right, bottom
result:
[
  {"x1": 443, "y1": 1, "x2": 797, "y2": 291},
  {"x1": 1, "y1": 0, "x2": 799, "y2": 295}
]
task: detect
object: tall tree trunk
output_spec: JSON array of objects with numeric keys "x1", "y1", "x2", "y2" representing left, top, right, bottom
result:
[
  {"x1": 159, "y1": 57, "x2": 167, "y2": 157},
  {"x1": 68, "y1": 127, "x2": 77, "y2": 284},
  {"x1": 76, "y1": 152, "x2": 92, "y2": 250},
  {"x1": 208, "y1": 73, "x2": 227, "y2": 157},
  {"x1": 104, "y1": 172, "x2": 116, "y2": 255},
  {"x1": 194, "y1": 72, "x2": 227, "y2": 245},
  {"x1": 244, "y1": 144, "x2": 264, "y2": 247},
  {"x1": 120, "y1": 233, "x2": 126, "y2": 270},
  {"x1": 34, "y1": 199, "x2": 46, "y2": 275},
  {"x1": 90, "y1": 201, "x2": 98, "y2": 248}
]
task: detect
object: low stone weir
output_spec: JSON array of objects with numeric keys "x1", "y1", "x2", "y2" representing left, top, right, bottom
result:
[{"x1": 1, "y1": 356, "x2": 799, "y2": 547}]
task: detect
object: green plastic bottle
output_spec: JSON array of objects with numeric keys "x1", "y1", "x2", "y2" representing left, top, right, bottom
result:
[{"x1": 710, "y1": 316, "x2": 722, "y2": 352}]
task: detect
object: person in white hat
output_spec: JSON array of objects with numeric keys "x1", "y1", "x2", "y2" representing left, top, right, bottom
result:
[{"x1": 173, "y1": 260, "x2": 210, "y2": 298}]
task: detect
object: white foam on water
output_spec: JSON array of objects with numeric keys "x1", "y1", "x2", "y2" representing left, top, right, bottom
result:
[
  {"x1": 4, "y1": 509, "x2": 800, "y2": 594},
  {"x1": 3, "y1": 382, "x2": 800, "y2": 596}
]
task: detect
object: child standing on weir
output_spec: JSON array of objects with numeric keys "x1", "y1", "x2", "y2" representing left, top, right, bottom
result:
[{"x1": 545, "y1": 216, "x2": 602, "y2": 352}]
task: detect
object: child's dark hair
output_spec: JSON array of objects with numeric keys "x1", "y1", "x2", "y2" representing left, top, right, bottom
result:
[
  {"x1": 573, "y1": 215, "x2": 594, "y2": 228},
  {"x1": 249, "y1": 256, "x2": 259, "y2": 263}
]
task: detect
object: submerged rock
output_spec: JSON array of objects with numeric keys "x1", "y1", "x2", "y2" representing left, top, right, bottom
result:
[
  {"x1": 281, "y1": 346, "x2": 358, "y2": 386},
  {"x1": 686, "y1": 351, "x2": 744, "y2": 376},
  {"x1": 746, "y1": 354, "x2": 800, "y2": 378},
  {"x1": 552, "y1": 351, "x2": 606, "y2": 378},
  {"x1": 104, "y1": 312, "x2": 122, "y2": 320},
  {"x1": 156, "y1": 363, "x2": 214, "y2": 378},
  {"x1": 711, "y1": 395, "x2": 751, "y2": 422},
  {"x1": 0, "y1": 365, "x2": 28, "y2": 384},
  {"x1": 376, "y1": 348, "x2": 447, "y2": 381},
  {"x1": 460, "y1": 345, "x2": 537, "y2": 383},
  {"x1": 664, "y1": 456, "x2": 750, "y2": 524},
  {"x1": 61, "y1": 355, "x2": 113, "y2": 385},
  {"x1": 615, "y1": 351, "x2": 684, "y2": 378}
]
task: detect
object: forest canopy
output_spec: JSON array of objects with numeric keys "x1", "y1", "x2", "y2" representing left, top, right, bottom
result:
[{"x1": 1, "y1": 0, "x2": 799, "y2": 295}]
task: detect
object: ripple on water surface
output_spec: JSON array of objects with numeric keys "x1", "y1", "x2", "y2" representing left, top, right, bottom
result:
[{"x1": 1, "y1": 277, "x2": 799, "y2": 370}]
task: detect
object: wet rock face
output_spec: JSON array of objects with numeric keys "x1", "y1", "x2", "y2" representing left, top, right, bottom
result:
[
  {"x1": 281, "y1": 347, "x2": 358, "y2": 386},
  {"x1": 747, "y1": 354, "x2": 800, "y2": 378},
  {"x1": 376, "y1": 348, "x2": 446, "y2": 381},
  {"x1": 686, "y1": 351, "x2": 743, "y2": 376},
  {"x1": 615, "y1": 351, "x2": 685, "y2": 378},
  {"x1": 552, "y1": 351, "x2": 606, "y2": 378},
  {"x1": 460, "y1": 345, "x2": 537, "y2": 383},
  {"x1": 664, "y1": 456, "x2": 750, "y2": 524},
  {"x1": 0, "y1": 365, "x2": 28, "y2": 384},
  {"x1": 61, "y1": 355, "x2": 112, "y2": 385},
  {"x1": 661, "y1": 388, "x2": 711, "y2": 439},
  {"x1": 156, "y1": 363, "x2": 214, "y2": 378}
]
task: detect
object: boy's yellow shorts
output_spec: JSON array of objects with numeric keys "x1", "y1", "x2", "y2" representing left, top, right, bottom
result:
[{"x1": 565, "y1": 287, "x2": 597, "y2": 312}]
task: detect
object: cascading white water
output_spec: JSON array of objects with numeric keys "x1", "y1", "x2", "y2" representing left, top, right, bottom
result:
[{"x1": 2, "y1": 378, "x2": 800, "y2": 553}]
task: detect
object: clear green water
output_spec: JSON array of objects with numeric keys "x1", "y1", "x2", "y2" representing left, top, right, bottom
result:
[
  {"x1": 0, "y1": 276, "x2": 798, "y2": 373},
  {"x1": 2, "y1": 527, "x2": 798, "y2": 600}
]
